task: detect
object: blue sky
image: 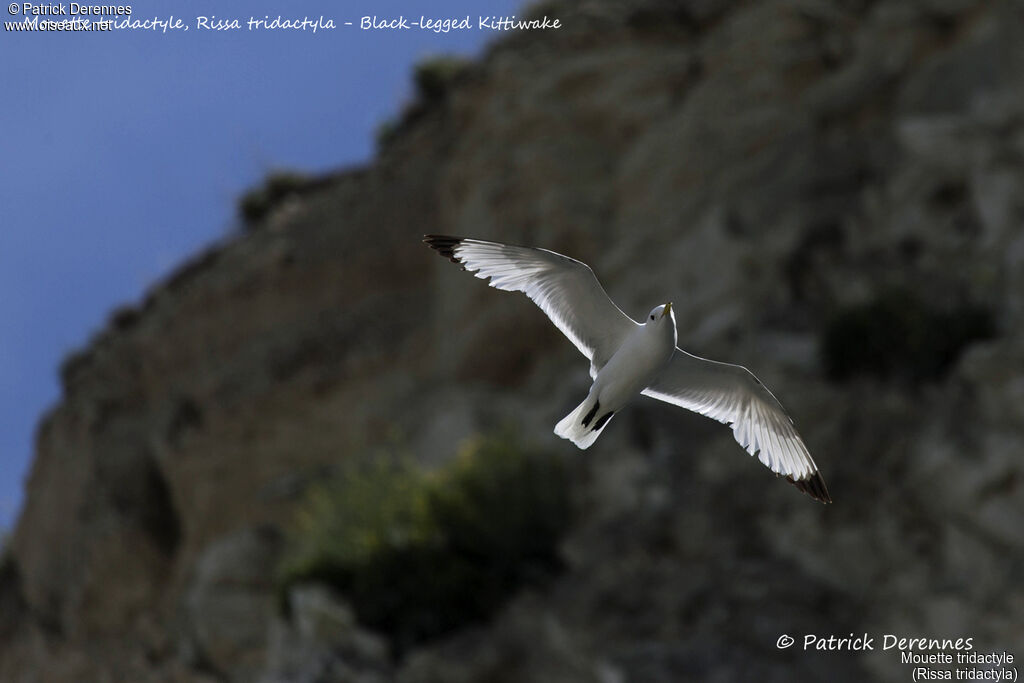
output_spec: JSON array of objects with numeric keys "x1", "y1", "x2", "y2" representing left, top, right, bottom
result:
[{"x1": 0, "y1": 0, "x2": 520, "y2": 529}]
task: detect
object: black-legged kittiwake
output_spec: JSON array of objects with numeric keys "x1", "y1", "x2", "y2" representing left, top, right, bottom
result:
[{"x1": 424, "y1": 235, "x2": 831, "y2": 503}]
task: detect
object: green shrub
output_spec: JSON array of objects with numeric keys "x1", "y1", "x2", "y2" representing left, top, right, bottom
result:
[
  {"x1": 279, "y1": 434, "x2": 571, "y2": 653},
  {"x1": 280, "y1": 458, "x2": 434, "y2": 583},
  {"x1": 820, "y1": 288, "x2": 995, "y2": 383},
  {"x1": 238, "y1": 170, "x2": 316, "y2": 227},
  {"x1": 372, "y1": 55, "x2": 471, "y2": 152},
  {"x1": 413, "y1": 55, "x2": 472, "y2": 102}
]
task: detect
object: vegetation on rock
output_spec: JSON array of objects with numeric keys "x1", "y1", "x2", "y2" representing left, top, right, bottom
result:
[
  {"x1": 238, "y1": 170, "x2": 318, "y2": 227},
  {"x1": 413, "y1": 55, "x2": 473, "y2": 102},
  {"x1": 279, "y1": 433, "x2": 571, "y2": 652}
]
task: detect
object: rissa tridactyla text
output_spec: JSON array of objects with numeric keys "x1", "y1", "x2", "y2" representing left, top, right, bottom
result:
[{"x1": 424, "y1": 235, "x2": 831, "y2": 503}]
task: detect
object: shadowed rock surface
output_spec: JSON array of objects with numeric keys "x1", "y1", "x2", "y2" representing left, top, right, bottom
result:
[{"x1": 2, "y1": 0, "x2": 1023, "y2": 680}]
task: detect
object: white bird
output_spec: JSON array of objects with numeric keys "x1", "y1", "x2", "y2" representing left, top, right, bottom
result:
[{"x1": 424, "y1": 235, "x2": 831, "y2": 503}]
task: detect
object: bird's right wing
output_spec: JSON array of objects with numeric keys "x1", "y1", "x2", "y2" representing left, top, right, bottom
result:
[
  {"x1": 424, "y1": 235, "x2": 637, "y2": 373},
  {"x1": 642, "y1": 349, "x2": 831, "y2": 503}
]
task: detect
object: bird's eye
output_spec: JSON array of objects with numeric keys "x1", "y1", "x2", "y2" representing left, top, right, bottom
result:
[{"x1": 650, "y1": 315, "x2": 655, "y2": 320}]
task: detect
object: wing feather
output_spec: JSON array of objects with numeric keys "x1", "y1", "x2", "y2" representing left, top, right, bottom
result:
[
  {"x1": 424, "y1": 235, "x2": 637, "y2": 373},
  {"x1": 643, "y1": 349, "x2": 831, "y2": 503}
]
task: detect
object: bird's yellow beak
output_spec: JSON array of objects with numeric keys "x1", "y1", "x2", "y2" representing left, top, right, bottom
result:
[{"x1": 662, "y1": 302, "x2": 673, "y2": 318}]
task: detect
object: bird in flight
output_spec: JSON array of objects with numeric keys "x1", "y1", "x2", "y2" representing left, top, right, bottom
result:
[{"x1": 424, "y1": 235, "x2": 831, "y2": 503}]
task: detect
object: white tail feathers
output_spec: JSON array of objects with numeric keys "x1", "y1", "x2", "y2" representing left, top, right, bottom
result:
[{"x1": 554, "y1": 397, "x2": 614, "y2": 449}]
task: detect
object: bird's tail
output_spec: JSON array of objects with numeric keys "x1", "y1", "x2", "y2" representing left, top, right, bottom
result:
[{"x1": 554, "y1": 396, "x2": 615, "y2": 450}]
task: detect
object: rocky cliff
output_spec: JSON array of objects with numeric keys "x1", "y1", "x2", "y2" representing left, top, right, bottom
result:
[{"x1": 2, "y1": 0, "x2": 1023, "y2": 681}]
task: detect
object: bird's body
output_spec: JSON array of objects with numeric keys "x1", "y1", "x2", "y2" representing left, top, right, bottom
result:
[
  {"x1": 424, "y1": 235, "x2": 831, "y2": 503},
  {"x1": 555, "y1": 303, "x2": 676, "y2": 449}
]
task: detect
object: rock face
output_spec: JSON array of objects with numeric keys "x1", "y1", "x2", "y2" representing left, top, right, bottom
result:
[{"x1": 3, "y1": 0, "x2": 1023, "y2": 680}]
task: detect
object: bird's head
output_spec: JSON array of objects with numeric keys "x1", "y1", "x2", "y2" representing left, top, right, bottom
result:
[
  {"x1": 643, "y1": 303, "x2": 675, "y2": 327},
  {"x1": 645, "y1": 302, "x2": 677, "y2": 345}
]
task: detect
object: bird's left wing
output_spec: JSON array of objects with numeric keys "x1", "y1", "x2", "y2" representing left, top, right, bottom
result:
[
  {"x1": 642, "y1": 349, "x2": 831, "y2": 503},
  {"x1": 424, "y1": 235, "x2": 637, "y2": 373}
]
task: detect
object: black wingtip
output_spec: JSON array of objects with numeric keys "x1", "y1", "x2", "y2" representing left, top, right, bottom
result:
[
  {"x1": 786, "y1": 471, "x2": 833, "y2": 504},
  {"x1": 423, "y1": 235, "x2": 465, "y2": 264}
]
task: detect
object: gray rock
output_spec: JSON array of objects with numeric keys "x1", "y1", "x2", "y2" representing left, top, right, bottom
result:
[
  {"x1": 3, "y1": 0, "x2": 1023, "y2": 681},
  {"x1": 260, "y1": 584, "x2": 390, "y2": 683},
  {"x1": 182, "y1": 527, "x2": 283, "y2": 681}
]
